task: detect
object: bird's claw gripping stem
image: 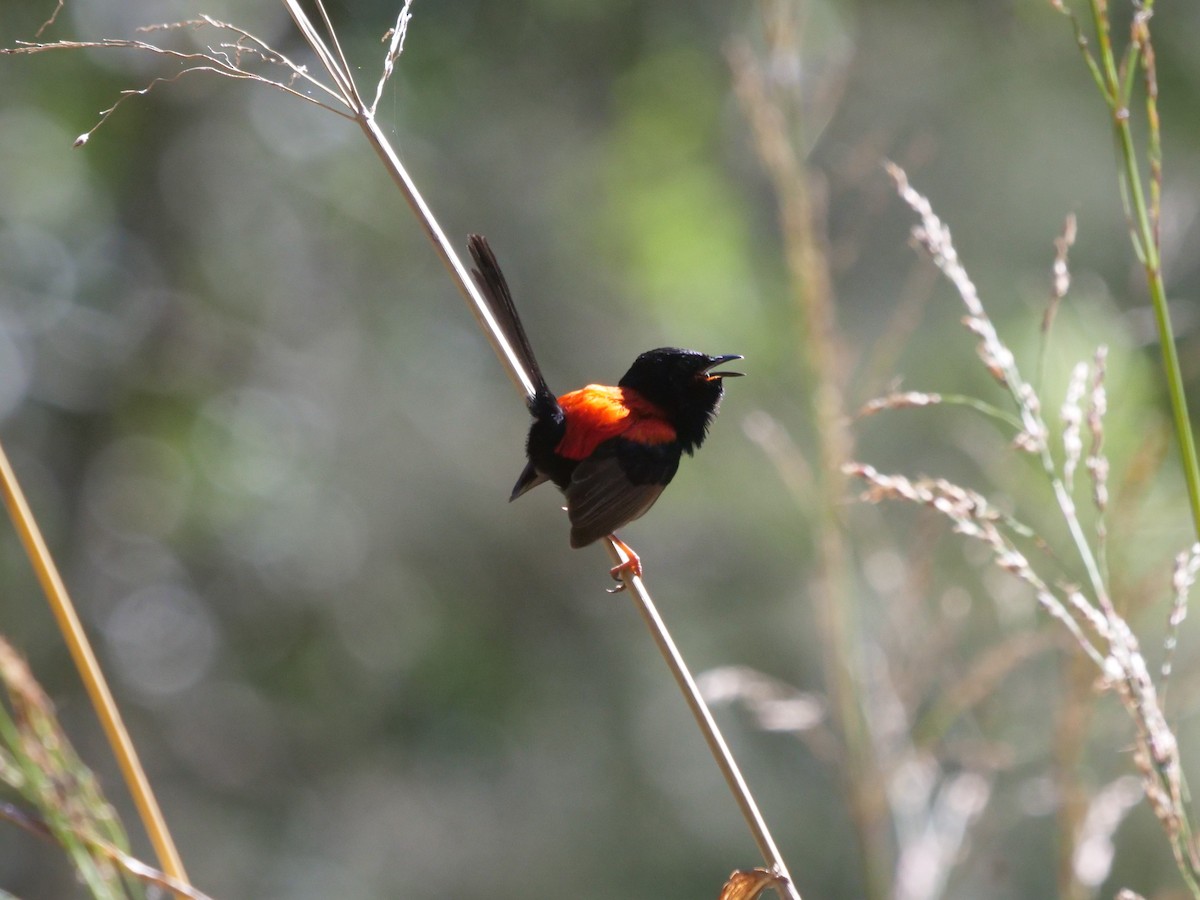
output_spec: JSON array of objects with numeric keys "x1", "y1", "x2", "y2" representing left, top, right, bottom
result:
[{"x1": 605, "y1": 535, "x2": 642, "y2": 593}]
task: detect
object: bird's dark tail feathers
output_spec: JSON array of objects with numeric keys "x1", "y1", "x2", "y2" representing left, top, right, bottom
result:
[{"x1": 467, "y1": 234, "x2": 552, "y2": 405}]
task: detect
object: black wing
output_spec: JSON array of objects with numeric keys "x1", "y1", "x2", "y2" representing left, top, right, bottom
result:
[{"x1": 564, "y1": 440, "x2": 680, "y2": 547}]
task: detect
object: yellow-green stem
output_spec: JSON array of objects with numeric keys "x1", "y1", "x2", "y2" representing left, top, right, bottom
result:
[
  {"x1": 1086, "y1": 0, "x2": 1200, "y2": 542},
  {"x1": 1080, "y1": 1, "x2": 1200, "y2": 891},
  {"x1": 0, "y1": 440, "x2": 189, "y2": 893}
]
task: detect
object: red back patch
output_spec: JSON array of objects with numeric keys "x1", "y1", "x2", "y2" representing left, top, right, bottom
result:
[{"x1": 555, "y1": 385, "x2": 676, "y2": 460}]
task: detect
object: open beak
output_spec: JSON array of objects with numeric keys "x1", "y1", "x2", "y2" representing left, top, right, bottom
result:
[{"x1": 703, "y1": 354, "x2": 744, "y2": 380}]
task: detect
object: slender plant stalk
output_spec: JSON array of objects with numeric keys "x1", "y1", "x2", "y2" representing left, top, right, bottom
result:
[
  {"x1": 0, "y1": 440, "x2": 189, "y2": 893},
  {"x1": 606, "y1": 544, "x2": 802, "y2": 899},
  {"x1": 355, "y1": 115, "x2": 536, "y2": 400},
  {"x1": 280, "y1": 0, "x2": 537, "y2": 401},
  {"x1": 280, "y1": 0, "x2": 803, "y2": 889}
]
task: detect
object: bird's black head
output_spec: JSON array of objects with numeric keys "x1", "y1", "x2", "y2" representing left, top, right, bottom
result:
[{"x1": 618, "y1": 348, "x2": 743, "y2": 453}]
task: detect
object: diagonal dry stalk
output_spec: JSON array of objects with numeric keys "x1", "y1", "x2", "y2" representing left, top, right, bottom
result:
[
  {"x1": 606, "y1": 541, "x2": 801, "y2": 898},
  {"x1": 278, "y1": 0, "x2": 539, "y2": 401},
  {"x1": 279, "y1": 6, "x2": 802, "y2": 890},
  {"x1": 5, "y1": 3, "x2": 803, "y2": 895}
]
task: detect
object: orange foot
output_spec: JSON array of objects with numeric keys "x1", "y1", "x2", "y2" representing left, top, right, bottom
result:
[{"x1": 606, "y1": 534, "x2": 643, "y2": 593}]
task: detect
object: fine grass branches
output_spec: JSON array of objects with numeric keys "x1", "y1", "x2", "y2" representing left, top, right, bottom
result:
[
  {"x1": 849, "y1": 162, "x2": 1200, "y2": 897},
  {"x1": 0, "y1": 1, "x2": 539, "y2": 398},
  {"x1": 844, "y1": 3, "x2": 1200, "y2": 894}
]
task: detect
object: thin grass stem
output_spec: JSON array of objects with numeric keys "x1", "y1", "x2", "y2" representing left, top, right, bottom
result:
[
  {"x1": 277, "y1": 1, "x2": 539, "y2": 401},
  {"x1": 277, "y1": 3, "x2": 804, "y2": 890},
  {"x1": 356, "y1": 116, "x2": 539, "y2": 400},
  {"x1": 0, "y1": 440, "x2": 189, "y2": 894},
  {"x1": 606, "y1": 541, "x2": 803, "y2": 900}
]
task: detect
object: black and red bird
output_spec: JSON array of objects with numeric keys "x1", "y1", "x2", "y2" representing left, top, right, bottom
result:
[{"x1": 467, "y1": 234, "x2": 742, "y2": 589}]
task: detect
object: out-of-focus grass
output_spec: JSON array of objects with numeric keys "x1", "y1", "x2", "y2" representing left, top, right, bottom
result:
[
  {"x1": 0, "y1": 636, "x2": 142, "y2": 899},
  {"x1": 1, "y1": 1, "x2": 1200, "y2": 898}
]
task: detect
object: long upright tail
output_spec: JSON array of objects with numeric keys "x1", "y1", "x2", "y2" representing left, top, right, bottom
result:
[{"x1": 467, "y1": 234, "x2": 552, "y2": 404}]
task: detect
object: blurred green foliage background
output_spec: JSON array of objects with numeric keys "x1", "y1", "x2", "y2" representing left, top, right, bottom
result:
[{"x1": 3, "y1": 0, "x2": 1200, "y2": 898}]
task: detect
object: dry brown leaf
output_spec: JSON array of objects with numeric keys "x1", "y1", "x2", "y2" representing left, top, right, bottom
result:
[{"x1": 718, "y1": 867, "x2": 789, "y2": 900}]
